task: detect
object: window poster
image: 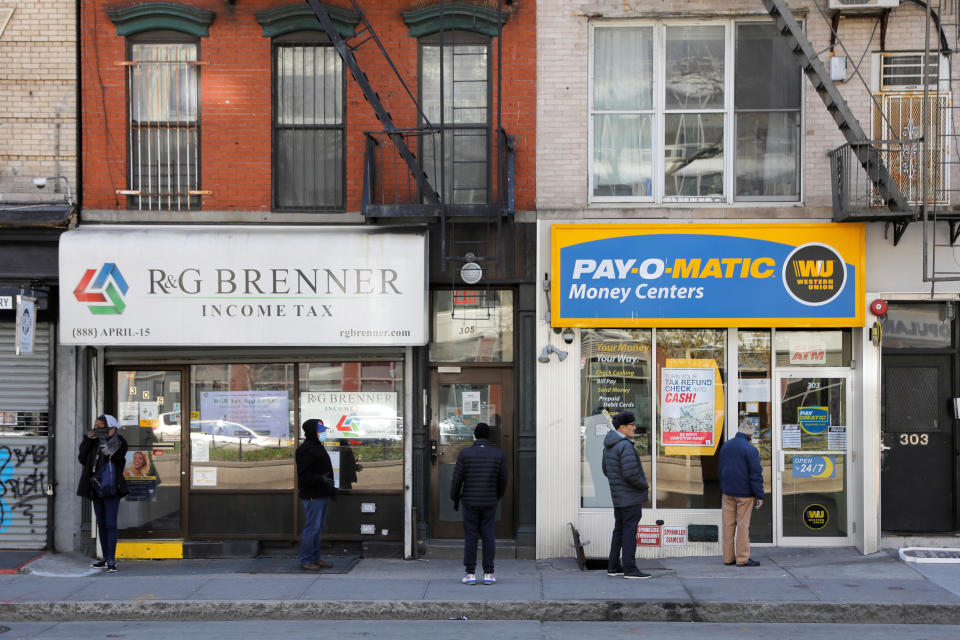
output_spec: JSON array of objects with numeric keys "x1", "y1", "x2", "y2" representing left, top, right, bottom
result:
[
  {"x1": 462, "y1": 391, "x2": 481, "y2": 415},
  {"x1": 123, "y1": 450, "x2": 158, "y2": 502},
  {"x1": 138, "y1": 401, "x2": 159, "y2": 428},
  {"x1": 827, "y1": 425, "x2": 847, "y2": 451},
  {"x1": 583, "y1": 337, "x2": 650, "y2": 418},
  {"x1": 118, "y1": 402, "x2": 139, "y2": 427},
  {"x1": 660, "y1": 368, "x2": 716, "y2": 447},
  {"x1": 782, "y1": 424, "x2": 802, "y2": 449},
  {"x1": 299, "y1": 391, "x2": 400, "y2": 440},
  {"x1": 192, "y1": 466, "x2": 217, "y2": 487},
  {"x1": 199, "y1": 391, "x2": 289, "y2": 438}
]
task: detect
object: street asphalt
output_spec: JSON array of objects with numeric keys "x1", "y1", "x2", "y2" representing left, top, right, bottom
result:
[{"x1": 0, "y1": 547, "x2": 958, "y2": 624}]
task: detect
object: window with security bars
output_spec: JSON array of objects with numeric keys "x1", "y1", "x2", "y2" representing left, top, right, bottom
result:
[
  {"x1": 274, "y1": 36, "x2": 345, "y2": 210},
  {"x1": 880, "y1": 53, "x2": 939, "y2": 91},
  {"x1": 124, "y1": 40, "x2": 201, "y2": 211},
  {"x1": 420, "y1": 32, "x2": 490, "y2": 205}
]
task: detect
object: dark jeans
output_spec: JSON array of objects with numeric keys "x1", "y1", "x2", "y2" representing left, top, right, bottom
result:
[
  {"x1": 608, "y1": 503, "x2": 643, "y2": 573},
  {"x1": 300, "y1": 497, "x2": 329, "y2": 564},
  {"x1": 92, "y1": 496, "x2": 121, "y2": 563},
  {"x1": 462, "y1": 504, "x2": 497, "y2": 574}
]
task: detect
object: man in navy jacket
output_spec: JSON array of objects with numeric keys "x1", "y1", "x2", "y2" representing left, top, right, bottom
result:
[
  {"x1": 718, "y1": 418, "x2": 765, "y2": 567},
  {"x1": 450, "y1": 422, "x2": 507, "y2": 585},
  {"x1": 602, "y1": 411, "x2": 650, "y2": 579}
]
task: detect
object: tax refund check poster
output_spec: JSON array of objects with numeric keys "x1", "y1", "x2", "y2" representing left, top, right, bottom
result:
[{"x1": 551, "y1": 224, "x2": 864, "y2": 328}]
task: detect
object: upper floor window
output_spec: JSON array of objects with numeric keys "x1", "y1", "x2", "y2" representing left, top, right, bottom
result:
[
  {"x1": 419, "y1": 31, "x2": 490, "y2": 205},
  {"x1": 126, "y1": 34, "x2": 201, "y2": 211},
  {"x1": 273, "y1": 33, "x2": 345, "y2": 211},
  {"x1": 589, "y1": 21, "x2": 802, "y2": 204}
]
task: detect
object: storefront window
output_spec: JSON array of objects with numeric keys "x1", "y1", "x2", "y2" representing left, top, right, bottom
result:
[
  {"x1": 189, "y1": 364, "x2": 295, "y2": 490},
  {"x1": 430, "y1": 290, "x2": 513, "y2": 362},
  {"x1": 580, "y1": 329, "x2": 653, "y2": 508},
  {"x1": 737, "y1": 331, "x2": 772, "y2": 542},
  {"x1": 656, "y1": 329, "x2": 726, "y2": 509},
  {"x1": 774, "y1": 330, "x2": 851, "y2": 366},
  {"x1": 299, "y1": 361, "x2": 404, "y2": 490}
]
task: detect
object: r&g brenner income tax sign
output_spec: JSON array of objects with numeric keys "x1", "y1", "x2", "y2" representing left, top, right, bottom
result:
[
  {"x1": 551, "y1": 223, "x2": 864, "y2": 328},
  {"x1": 59, "y1": 226, "x2": 427, "y2": 346}
]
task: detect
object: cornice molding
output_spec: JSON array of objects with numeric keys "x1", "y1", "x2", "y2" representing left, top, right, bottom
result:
[
  {"x1": 106, "y1": 2, "x2": 216, "y2": 38},
  {"x1": 401, "y1": 3, "x2": 509, "y2": 38},
  {"x1": 254, "y1": 4, "x2": 359, "y2": 38}
]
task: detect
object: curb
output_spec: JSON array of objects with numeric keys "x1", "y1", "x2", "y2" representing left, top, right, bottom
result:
[{"x1": 1, "y1": 600, "x2": 959, "y2": 624}]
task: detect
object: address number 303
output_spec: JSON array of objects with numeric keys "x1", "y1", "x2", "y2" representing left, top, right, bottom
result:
[{"x1": 899, "y1": 433, "x2": 929, "y2": 446}]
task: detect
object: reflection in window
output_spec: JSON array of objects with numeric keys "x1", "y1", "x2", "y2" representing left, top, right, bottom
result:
[
  {"x1": 579, "y1": 329, "x2": 652, "y2": 508},
  {"x1": 656, "y1": 329, "x2": 726, "y2": 509},
  {"x1": 737, "y1": 331, "x2": 773, "y2": 543},
  {"x1": 882, "y1": 303, "x2": 953, "y2": 349},
  {"x1": 298, "y1": 362, "x2": 403, "y2": 491},
  {"x1": 430, "y1": 290, "x2": 513, "y2": 362},
  {"x1": 189, "y1": 364, "x2": 295, "y2": 490}
]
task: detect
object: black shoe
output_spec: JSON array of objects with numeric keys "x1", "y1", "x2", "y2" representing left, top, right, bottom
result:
[
  {"x1": 106, "y1": 563, "x2": 118, "y2": 573},
  {"x1": 724, "y1": 561, "x2": 735, "y2": 566},
  {"x1": 607, "y1": 566, "x2": 624, "y2": 576},
  {"x1": 91, "y1": 560, "x2": 107, "y2": 569},
  {"x1": 623, "y1": 570, "x2": 652, "y2": 579},
  {"x1": 737, "y1": 559, "x2": 760, "y2": 567}
]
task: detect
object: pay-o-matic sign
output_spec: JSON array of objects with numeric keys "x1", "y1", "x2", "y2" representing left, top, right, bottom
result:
[
  {"x1": 60, "y1": 226, "x2": 427, "y2": 345},
  {"x1": 551, "y1": 224, "x2": 864, "y2": 327}
]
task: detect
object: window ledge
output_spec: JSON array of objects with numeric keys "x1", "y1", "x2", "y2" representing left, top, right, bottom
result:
[{"x1": 80, "y1": 210, "x2": 368, "y2": 225}]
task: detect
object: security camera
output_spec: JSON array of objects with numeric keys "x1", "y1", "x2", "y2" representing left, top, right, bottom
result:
[
  {"x1": 33, "y1": 177, "x2": 47, "y2": 189},
  {"x1": 538, "y1": 344, "x2": 568, "y2": 363},
  {"x1": 562, "y1": 328, "x2": 575, "y2": 344}
]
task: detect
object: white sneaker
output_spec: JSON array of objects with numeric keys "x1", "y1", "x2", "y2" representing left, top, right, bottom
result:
[
  {"x1": 462, "y1": 573, "x2": 477, "y2": 585},
  {"x1": 482, "y1": 573, "x2": 496, "y2": 585}
]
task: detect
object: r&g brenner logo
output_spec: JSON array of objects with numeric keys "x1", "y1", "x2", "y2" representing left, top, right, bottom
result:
[
  {"x1": 782, "y1": 243, "x2": 846, "y2": 306},
  {"x1": 74, "y1": 263, "x2": 129, "y2": 315}
]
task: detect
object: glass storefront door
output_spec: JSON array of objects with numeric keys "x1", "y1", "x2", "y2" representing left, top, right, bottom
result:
[
  {"x1": 112, "y1": 369, "x2": 185, "y2": 536},
  {"x1": 430, "y1": 369, "x2": 514, "y2": 538},
  {"x1": 776, "y1": 370, "x2": 852, "y2": 544}
]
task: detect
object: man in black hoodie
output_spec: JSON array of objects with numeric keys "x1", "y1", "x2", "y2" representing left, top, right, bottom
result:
[
  {"x1": 450, "y1": 422, "x2": 507, "y2": 585},
  {"x1": 296, "y1": 418, "x2": 337, "y2": 571}
]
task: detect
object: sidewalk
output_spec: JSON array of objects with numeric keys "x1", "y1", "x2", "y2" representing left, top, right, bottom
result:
[{"x1": 1, "y1": 547, "x2": 959, "y2": 624}]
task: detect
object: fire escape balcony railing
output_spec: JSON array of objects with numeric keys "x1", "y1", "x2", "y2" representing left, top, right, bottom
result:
[
  {"x1": 362, "y1": 127, "x2": 515, "y2": 218},
  {"x1": 828, "y1": 139, "x2": 923, "y2": 242}
]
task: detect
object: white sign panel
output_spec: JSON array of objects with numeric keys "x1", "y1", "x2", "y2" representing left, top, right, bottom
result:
[
  {"x1": 0, "y1": 296, "x2": 12, "y2": 310},
  {"x1": 16, "y1": 295, "x2": 36, "y2": 355},
  {"x1": 300, "y1": 391, "x2": 400, "y2": 440},
  {"x1": 59, "y1": 226, "x2": 427, "y2": 346}
]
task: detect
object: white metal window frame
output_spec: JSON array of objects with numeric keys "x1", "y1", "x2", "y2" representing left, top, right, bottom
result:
[{"x1": 587, "y1": 19, "x2": 804, "y2": 206}]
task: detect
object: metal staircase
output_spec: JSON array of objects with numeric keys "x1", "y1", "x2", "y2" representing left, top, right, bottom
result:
[
  {"x1": 761, "y1": 0, "x2": 909, "y2": 214},
  {"x1": 305, "y1": 0, "x2": 440, "y2": 205}
]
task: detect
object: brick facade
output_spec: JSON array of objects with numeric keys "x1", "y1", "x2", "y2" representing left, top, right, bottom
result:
[
  {"x1": 80, "y1": 0, "x2": 536, "y2": 214},
  {"x1": 0, "y1": 2, "x2": 76, "y2": 202}
]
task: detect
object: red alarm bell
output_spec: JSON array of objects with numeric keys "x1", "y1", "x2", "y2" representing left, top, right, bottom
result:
[{"x1": 870, "y1": 299, "x2": 888, "y2": 317}]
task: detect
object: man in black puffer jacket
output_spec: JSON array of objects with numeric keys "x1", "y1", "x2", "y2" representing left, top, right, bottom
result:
[
  {"x1": 450, "y1": 422, "x2": 507, "y2": 586},
  {"x1": 602, "y1": 411, "x2": 650, "y2": 579},
  {"x1": 296, "y1": 419, "x2": 338, "y2": 571}
]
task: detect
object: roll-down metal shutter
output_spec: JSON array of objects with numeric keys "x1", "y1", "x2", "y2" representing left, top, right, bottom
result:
[{"x1": 0, "y1": 322, "x2": 52, "y2": 549}]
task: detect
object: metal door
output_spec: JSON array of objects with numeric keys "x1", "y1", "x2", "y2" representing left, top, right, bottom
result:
[
  {"x1": 881, "y1": 354, "x2": 954, "y2": 532},
  {"x1": 775, "y1": 370, "x2": 853, "y2": 545},
  {"x1": 429, "y1": 368, "x2": 514, "y2": 538}
]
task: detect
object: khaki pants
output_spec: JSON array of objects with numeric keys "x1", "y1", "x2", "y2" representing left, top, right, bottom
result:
[{"x1": 721, "y1": 494, "x2": 755, "y2": 565}]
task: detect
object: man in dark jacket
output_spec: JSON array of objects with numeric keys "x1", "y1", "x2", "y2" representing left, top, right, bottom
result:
[
  {"x1": 450, "y1": 422, "x2": 507, "y2": 585},
  {"x1": 602, "y1": 411, "x2": 650, "y2": 579},
  {"x1": 718, "y1": 418, "x2": 765, "y2": 567},
  {"x1": 77, "y1": 414, "x2": 128, "y2": 573},
  {"x1": 296, "y1": 418, "x2": 337, "y2": 571}
]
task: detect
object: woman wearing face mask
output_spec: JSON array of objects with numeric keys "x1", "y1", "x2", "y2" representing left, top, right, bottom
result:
[{"x1": 77, "y1": 414, "x2": 129, "y2": 572}]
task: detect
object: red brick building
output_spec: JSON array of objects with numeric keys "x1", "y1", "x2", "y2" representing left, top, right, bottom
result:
[{"x1": 67, "y1": 0, "x2": 537, "y2": 559}]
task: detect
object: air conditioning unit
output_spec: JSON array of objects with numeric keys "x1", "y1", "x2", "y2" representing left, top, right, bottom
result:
[{"x1": 828, "y1": 0, "x2": 900, "y2": 11}]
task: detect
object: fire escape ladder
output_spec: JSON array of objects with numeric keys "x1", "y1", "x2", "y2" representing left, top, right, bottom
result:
[
  {"x1": 761, "y1": 0, "x2": 909, "y2": 214},
  {"x1": 305, "y1": 0, "x2": 440, "y2": 205}
]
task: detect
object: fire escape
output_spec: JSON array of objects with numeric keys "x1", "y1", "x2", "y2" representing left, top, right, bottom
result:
[
  {"x1": 762, "y1": 0, "x2": 960, "y2": 286},
  {"x1": 306, "y1": 0, "x2": 514, "y2": 306}
]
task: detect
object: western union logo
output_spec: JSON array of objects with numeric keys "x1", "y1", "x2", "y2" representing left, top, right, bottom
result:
[{"x1": 783, "y1": 244, "x2": 845, "y2": 306}]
